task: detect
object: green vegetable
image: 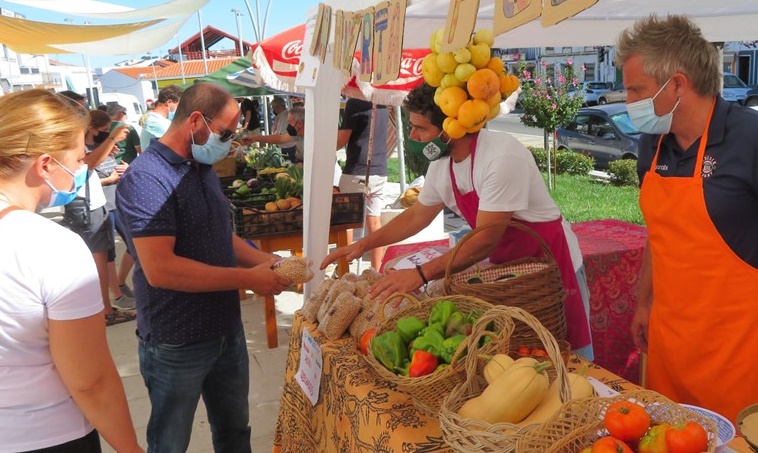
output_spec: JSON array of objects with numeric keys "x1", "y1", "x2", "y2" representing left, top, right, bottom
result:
[
  {"x1": 371, "y1": 331, "x2": 408, "y2": 372},
  {"x1": 396, "y1": 316, "x2": 426, "y2": 343},
  {"x1": 410, "y1": 322, "x2": 445, "y2": 358},
  {"x1": 441, "y1": 334, "x2": 467, "y2": 363},
  {"x1": 429, "y1": 300, "x2": 459, "y2": 330},
  {"x1": 234, "y1": 184, "x2": 251, "y2": 196}
]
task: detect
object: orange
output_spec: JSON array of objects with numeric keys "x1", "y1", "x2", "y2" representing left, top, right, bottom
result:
[
  {"x1": 485, "y1": 91, "x2": 502, "y2": 108},
  {"x1": 467, "y1": 68, "x2": 500, "y2": 100},
  {"x1": 486, "y1": 57, "x2": 505, "y2": 74},
  {"x1": 443, "y1": 117, "x2": 467, "y2": 139},
  {"x1": 436, "y1": 86, "x2": 468, "y2": 118},
  {"x1": 457, "y1": 99, "x2": 489, "y2": 129},
  {"x1": 500, "y1": 73, "x2": 520, "y2": 96}
]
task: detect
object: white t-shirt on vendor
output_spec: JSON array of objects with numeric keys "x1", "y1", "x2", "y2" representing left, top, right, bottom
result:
[
  {"x1": 417, "y1": 129, "x2": 583, "y2": 270},
  {"x1": 0, "y1": 202, "x2": 103, "y2": 452}
]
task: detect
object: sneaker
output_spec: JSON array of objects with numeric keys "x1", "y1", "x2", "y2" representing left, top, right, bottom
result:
[
  {"x1": 119, "y1": 284, "x2": 134, "y2": 298},
  {"x1": 112, "y1": 295, "x2": 136, "y2": 311}
]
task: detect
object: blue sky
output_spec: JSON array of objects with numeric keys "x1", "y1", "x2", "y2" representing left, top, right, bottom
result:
[{"x1": 0, "y1": 0, "x2": 319, "y2": 68}]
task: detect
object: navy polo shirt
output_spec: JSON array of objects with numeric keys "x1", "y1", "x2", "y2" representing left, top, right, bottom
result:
[
  {"x1": 116, "y1": 141, "x2": 239, "y2": 345},
  {"x1": 637, "y1": 97, "x2": 758, "y2": 268}
]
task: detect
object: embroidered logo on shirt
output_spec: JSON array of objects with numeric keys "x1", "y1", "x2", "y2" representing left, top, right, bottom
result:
[
  {"x1": 701, "y1": 154, "x2": 717, "y2": 178},
  {"x1": 656, "y1": 164, "x2": 669, "y2": 172}
]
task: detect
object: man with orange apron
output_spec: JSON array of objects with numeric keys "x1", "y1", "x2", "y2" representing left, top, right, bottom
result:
[{"x1": 619, "y1": 15, "x2": 758, "y2": 423}]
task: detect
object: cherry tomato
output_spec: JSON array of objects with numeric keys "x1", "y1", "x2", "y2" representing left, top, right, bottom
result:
[
  {"x1": 638, "y1": 424, "x2": 672, "y2": 453},
  {"x1": 530, "y1": 348, "x2": 549, "y2": 356},
  {"x1": 665, "y1": 421, "x2": 708, "y2": 453},
  {"x1": 359, "y1": 328, "x2": 376, "y2": 355},
  {"x1": 591, "y1": 436, "x2": 634, "y2": 453},
  {"x1": 517, "y1": 346, "x2": 531, "y2": 355},
  {"x1": 604, "y1": 401, "x2": 652, "y2": 442}
]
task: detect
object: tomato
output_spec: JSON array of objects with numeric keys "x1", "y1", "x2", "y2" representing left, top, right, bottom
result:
[
  {"x1": 517, "y1": 346, "x2": 531, "y2": 355},
  {"x1": 604, "y1": 401, "x2": 652, "y2": 442},
  {"x1": 665, "y1": 421, "x2": 708, "y2": 453},
  {"x1": 359, "y1": 328, "x2": 376, "y2": 355},
  {"x1": 530, "y1": 348, "x2": 549, "y2": 356},
  {"x1": 638, "y1": 423, "x2": 672, "y2": 453},
  {"x1": 591, "y1": 436, "x2": 634, "y2": 453}
]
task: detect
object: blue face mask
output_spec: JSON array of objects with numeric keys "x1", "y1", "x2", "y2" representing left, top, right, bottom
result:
[
  {"x1": 167, "y1": 106, "x2": 176, "y2": 121},
  {"x1": 191, "y1": 116, "x2": 233, "y2": 165},
  {"x1": 44, "y1": 159, "x2": 88, "y2": 208},
  {"x1": 627, "y1": 78, "x2": 681, "y2": 134}
]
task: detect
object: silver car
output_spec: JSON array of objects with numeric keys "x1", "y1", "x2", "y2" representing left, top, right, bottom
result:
[{"x1": 556, "y1": 104, "x2": 640, "y2": 169}]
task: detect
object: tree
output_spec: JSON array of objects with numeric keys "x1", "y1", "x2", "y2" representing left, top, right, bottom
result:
[{"x1": 518, "y1": 60, "x2": 584, "y2": 189}]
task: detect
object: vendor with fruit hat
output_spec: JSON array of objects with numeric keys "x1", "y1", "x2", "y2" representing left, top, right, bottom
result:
[{"x1": 322, "y1": 70, "x2": 593, "y2": 358}]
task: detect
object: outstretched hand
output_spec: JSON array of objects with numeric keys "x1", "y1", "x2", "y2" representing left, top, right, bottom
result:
[
  {"x1": 368, "y1": 268, "x2": 425, "y2": 305},
  {"x1": 319, "y1": 242, "x2": 365, "y2": 270}
]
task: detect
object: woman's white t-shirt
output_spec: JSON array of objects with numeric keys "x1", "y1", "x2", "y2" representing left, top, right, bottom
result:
[{"x1": 0, "y1": 202, "x2": 103, "y2": 451}]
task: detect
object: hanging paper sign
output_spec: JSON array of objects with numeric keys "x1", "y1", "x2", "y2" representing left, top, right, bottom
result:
[
  {"x1": 333, "y1": 10, "x2": 344, "y2": 69},
  {"x1": 372, "y1": 0, "x2": 406, "y2": 85},
  {"x1": 372, "y1": 2, "x2": 390, "y2": 84},
  {"x1": 340, "y1": 11, "x2": 362, "y2": 77},
  {"x1": 309, "y1": 3, "x2": 331, "y2": 63},
  {"x1": 358, "y1": 8, "x2": 375, "y2": 83},
  {"x1": 439, "y1": 0, "x2": 479, "y2": 54},
  {"x1": 494, "y1": 0, "x2": 542, "y2": 35},
  {"x1": 295, "y1": 327, "x2": 323, "y2": 406},
  {"x1": 541, "y1": 0, "x2": 598, "y2": 27},
  {"x1": 296, "y1": 11, "x2": 322, "y2": 88}
]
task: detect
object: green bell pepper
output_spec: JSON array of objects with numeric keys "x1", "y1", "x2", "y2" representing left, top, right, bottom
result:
[
  {"x1": 396, "y1": 316, "x2": 426, "y2": 343},
  {"x1": 409, "y1": 323, "x2": 445, "y2": 358},
  {"x1": 428, "y1": 300, "x2": 459, "y2": 330},
  {"x1": 440, "y1": 334, "x2": 467, "y2": 364},
  {"x1": 371, "y1": 331, "x2": 408, "y2": 372}
]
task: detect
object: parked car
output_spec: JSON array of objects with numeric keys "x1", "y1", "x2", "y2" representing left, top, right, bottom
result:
[
  {"x1": 745, "y1": 88, "x2": 758, "y2": 107},
  {"x1": 556, "y1": 104, "x2": 640, "y2": 169},
  {"x1": 722, "y1": 72, "x2": 751, "y2": 104},
  {"x1": 597, "y1": 81, "x2": 626, "y2": 105},
  {"x1": 578, "y1": 81, "x2": 613, "y2": 106}
]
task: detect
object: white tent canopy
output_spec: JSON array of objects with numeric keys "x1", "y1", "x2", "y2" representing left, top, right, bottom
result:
[
  {"x1": 297, "y1": 0, "x2": 758, "y2": 295},
  {"x1": 4, "y1": 0, "x2": 208, "y2": 20}
]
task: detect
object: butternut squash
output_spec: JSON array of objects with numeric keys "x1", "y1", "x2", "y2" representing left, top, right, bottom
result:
[
  {"x1": 483, "y1": 354, "x2": 516, "y2": 384},
  {"x1": 517, "y1": 370, "x2": 595, "y2": 427},
  {"x1": 458, "y1": 359, "x2": 551, "y2": 424}
]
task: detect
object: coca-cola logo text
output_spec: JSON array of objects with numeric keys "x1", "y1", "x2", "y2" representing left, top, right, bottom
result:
[
  {"x1": 399, "y1": 57, "x2": 423, "y2": 77},
  {"x1": 282, "y1": 40, "x2": 303, "y2": 60}
]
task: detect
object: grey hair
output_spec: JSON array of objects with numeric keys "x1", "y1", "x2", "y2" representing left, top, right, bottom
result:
[{"x1": 288, "y1": 106, "x2": 305, "y2": 123}]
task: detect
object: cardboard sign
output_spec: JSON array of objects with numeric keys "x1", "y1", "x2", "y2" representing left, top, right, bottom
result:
[
  {"x1": 295, "y1": 327, "x2": 323, "y2": 406},
  {"x1": 332, "y1": 9, "x2": 344, "y2": 69},
  {"x1": 494, "y1": 0, "x2": 542, "y2": 35},
  {"x1": 439, "y1": 0, "x2": 480, "y2": 54},
  {"x1": 340, "y1": 11, "x2": 363, "y2": 77},
  {"x1": 296, "y1": 12, "x2": 322, "y2": 88},
  {"x1": 309, "y1": 3, "x2": 332, "y2": 63},
  {"x1": 358, "y1": 8, "x2": 375, "y2": 82},
  {"x1": 373, "y1": 0, "x2": 406, "y2": 86},
  {"x1": 541, "y1": 0, "x2": 598, "y2": 27},
  {"x1": 390, "y1": 247, "x2": 445, "y2": 270}
]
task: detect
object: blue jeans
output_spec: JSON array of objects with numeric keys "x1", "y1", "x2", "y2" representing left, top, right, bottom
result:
[{"x1": 138, "y1": 322, "x2": 251, "y2": 453}]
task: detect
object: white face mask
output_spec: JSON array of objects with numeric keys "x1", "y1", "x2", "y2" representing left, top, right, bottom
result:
[{"x1": 627, "y1": 77, "x2": 680, "y2": 134}]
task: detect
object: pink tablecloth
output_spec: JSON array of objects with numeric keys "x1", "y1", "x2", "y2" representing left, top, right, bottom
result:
[{"x1": 572, "y1": 219, "x2": 647, "y2": 384}]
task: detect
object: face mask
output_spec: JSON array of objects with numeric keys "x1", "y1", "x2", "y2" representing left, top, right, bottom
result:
[
  {"x1": 407, "y1": 132, "x2": 451, "y2": 162},
  {"x1": 627, "y1": 78, "x2": 680, "y2": 134},
  {"x1": 93, "y1": 130, "x2": 110, "y2": 145},
  {"x1": 44, "y1": 159, "x2": 88, "y2": 208},
  {"x1": 168, "y1": 106, "x2": 176, "y2": 121},
  {"x1": 191, "y1": 116, "x2": 232, "y2": 165}
]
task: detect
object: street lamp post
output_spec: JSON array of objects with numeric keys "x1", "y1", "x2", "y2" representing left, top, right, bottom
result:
[{"x1": 232, "y1": 9, "x2": 244, "y2": 58}]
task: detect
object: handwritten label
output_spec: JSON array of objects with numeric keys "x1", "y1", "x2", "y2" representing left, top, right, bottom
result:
[
  {"x1": 391, "y1": 247, "x2": 444, "y2": 270},
  {"x1": 295, "y1": 327, "x2": 323, "y2": 406}
]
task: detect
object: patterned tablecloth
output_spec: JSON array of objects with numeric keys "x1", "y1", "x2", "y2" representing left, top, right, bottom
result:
[
  {"x1": 571, "y1": 219, "x2": 648, "y2": 384},
  {"x1": 272, "y1": 313, "x2": 636, "y2": 453}
]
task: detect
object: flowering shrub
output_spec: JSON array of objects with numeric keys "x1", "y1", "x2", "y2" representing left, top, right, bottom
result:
[{"x1": 519, "y1": 60, "x2": 584, "y2": 132}]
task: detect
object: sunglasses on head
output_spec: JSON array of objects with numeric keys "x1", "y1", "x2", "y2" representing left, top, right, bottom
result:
[{"x1": 202, "y1": 115, "x2": 238, "y2": 143}]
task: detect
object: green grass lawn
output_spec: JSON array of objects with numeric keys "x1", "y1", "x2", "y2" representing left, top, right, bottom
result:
[{"x1": 386, "y1": 158, "x2": 644, "y2": 225}]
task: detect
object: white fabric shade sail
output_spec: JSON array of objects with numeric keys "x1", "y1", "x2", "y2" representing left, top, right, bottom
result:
[{"x1": 3, "y1": 0, "x2": 208, "y2": 20}]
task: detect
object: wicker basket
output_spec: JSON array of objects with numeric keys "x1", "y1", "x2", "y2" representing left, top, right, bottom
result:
[
  {"x1": 439, "y1": 305, "x2": 571, "y2": 453},
  {"x1": 443, "y1": 221, "x2": 567, "y2": 341},
  {"x1": 515, "y1": 389, "x2": 719, "y2": 453},
  {"x1": 363, "y1": 294, "x2": 511, "y2": 417}
]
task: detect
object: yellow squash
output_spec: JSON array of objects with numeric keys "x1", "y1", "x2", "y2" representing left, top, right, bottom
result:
[
  {"x1": 517, "y1": 370, "x2": 594, "y2": 427},
  {"x1": 483, "y1": 354, "x2": 516, "y2": 385}
]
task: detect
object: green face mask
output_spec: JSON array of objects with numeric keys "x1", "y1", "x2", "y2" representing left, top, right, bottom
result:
[{"x1": 407, "y1": 132, "x2": 451, "y2": 162}]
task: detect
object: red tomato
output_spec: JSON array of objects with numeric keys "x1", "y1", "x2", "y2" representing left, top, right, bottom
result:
[
  {"x1": 591, "y1": 436, "x2": 634, "y2": 453},
  {"x1": 517, "y1": 346, "x2": 531, "y2": 355},
  {"x1": 530, "y1": 348, "x2": 549, "y2": 357},
  {"x1": 604, "y1": 401, "x2": 652, "y2": 442},
  {"x1": 665, "y1": 421, "x2": 708, "y2": 453},
  {"x1": 359, "y1": 328, "x2": 376, "y2": 355},
  {"x1": 638, "y1": 424, "x2": 672, "y2": 453}
]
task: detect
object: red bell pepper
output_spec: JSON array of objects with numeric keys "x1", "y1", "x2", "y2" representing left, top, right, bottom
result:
[{"x1": 408, "y1": 350, "x2": 438, "y2": 378}]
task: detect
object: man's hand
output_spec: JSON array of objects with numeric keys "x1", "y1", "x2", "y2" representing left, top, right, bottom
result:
[
  {"x1": 244, "y1": 259, "x2": 291, "y2": 296},
  {"x1": 115, "y1": 162, "x2": 129, "y2": 176},
  {"x1": 320, "y1": 242, "x2": 365, "y2": 270},
  {"x1": 111, "y1": 124, "x2": 129, "y2": 143},
  {"x1": 368, "y1": 268, "x2": 425, "y2": 305},
  {"x1": 630, "y1": 302, "x2": 651, "y2": 353}
]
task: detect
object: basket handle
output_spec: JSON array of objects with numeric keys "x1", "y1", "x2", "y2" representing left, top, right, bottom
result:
[
  {"x1": 377, "y1": 292, "x2": 421, "y2": 324},
  {"x1": 459, "y1": 306, "x2": 516, "y2": 377},
  {"x1": 442, "y1": 220, "x2": 557, "y2": 290},
  {"x1": 489, "y1": 305, "x2": 571, "y2": 403}
]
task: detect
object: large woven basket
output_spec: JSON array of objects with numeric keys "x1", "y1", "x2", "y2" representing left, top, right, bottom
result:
[
  {"x1": 442, "y1": 221, "x2": 567, "y2": 341},
  {"x1": 515, "y1": 389, "x2": 719, "y2": 453},
  {"x1": 439, "y1": 305, "x2": 571, "y2": 453},
  {"x1": 363, "y1": 294, "x2": 512, "y2": 417}
]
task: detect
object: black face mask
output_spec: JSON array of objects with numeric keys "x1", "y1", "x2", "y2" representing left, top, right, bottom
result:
[
  {"x1": 93, "y1": 130, "x2": 111, "y2": 144},
  {"x1": 287, "y1": 124, "x2": 297, "y2": 136}
]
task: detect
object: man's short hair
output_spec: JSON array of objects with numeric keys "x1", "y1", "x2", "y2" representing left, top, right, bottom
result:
[
  {"x1": 157, "y1": 84, "x2": 184, "y2": 105},
  {"x1": 106, "y1": 103, "x2": 127, "y2": 118},
  {"x1": 288, "y1": 106, "x2": 305, "y2": 124},
  {"x1": 403, "y1": 83, "x2": 446, "y2": 129},
  {"x1": 271, "y1": 96, "x2": 286, "y2": 109},
  {"x1": 174, "y1": 82, "x2": 233, "y2": 121}
]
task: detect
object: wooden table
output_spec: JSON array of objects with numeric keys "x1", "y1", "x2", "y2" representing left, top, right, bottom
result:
[
  {"x1": 272, "y1": 313, "x2": 754, "y2": 453},
  {"x1": 248, "y1": 222, "x2": 361, "y2": 348}
]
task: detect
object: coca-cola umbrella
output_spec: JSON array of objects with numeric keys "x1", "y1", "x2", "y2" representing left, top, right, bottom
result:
[
  {"x1": 342, "y1": 47, "x2": 429, "y2": 106},
  {"x1": 251, "y1": 23, "x2": 306, "y2": 94}
]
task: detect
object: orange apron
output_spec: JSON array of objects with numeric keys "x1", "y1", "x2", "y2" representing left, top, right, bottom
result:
[{"x1": 640, "y1": 102, "x2": 758, "y2": 423}]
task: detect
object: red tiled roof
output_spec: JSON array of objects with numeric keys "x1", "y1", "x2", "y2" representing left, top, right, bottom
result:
[
  {"x1": 154, "y1": 57, "x2": 238, "y2": 78},
  {"x1": 114, "y1": 66, "x2": 157, "y2": 79}
]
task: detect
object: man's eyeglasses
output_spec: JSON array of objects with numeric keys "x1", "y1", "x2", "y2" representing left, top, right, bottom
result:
[{"x1": 203, "y1": 115, "x2": 238, "y2": 143}]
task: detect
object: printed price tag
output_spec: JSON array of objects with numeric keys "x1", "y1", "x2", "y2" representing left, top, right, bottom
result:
[
  {"x1": 295, "y1": 327, "x2": 323, "y2": 406},
  {"x1": 391, "y1": 247, "x2": 444, "y2": 270}
]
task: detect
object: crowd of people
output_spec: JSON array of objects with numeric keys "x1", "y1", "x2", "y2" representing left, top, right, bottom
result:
[{"x1": 0, "y1": 12, "x2": 755, "y2": 452}]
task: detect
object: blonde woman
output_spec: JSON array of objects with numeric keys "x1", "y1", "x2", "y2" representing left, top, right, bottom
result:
[{"x1": 0, "y1": 90, "x2": 142, "y2": 453}]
